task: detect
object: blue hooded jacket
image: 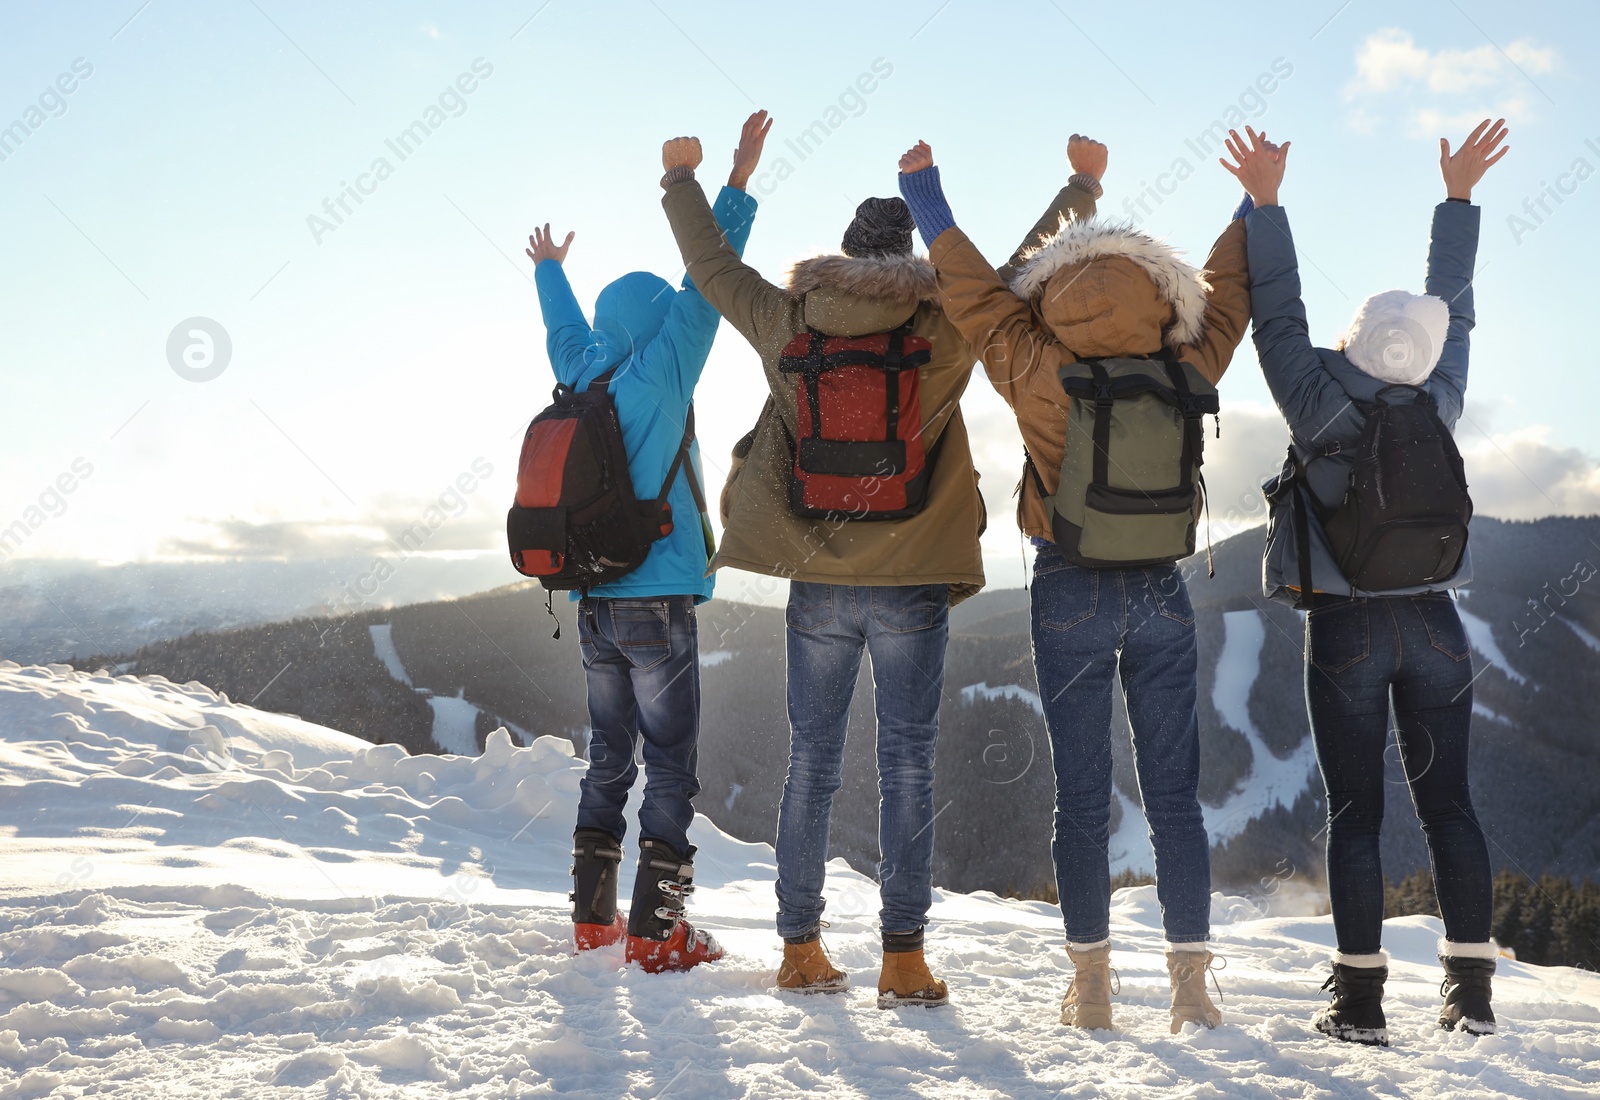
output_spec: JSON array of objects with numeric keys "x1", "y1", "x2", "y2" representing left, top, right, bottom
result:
[
  {"x1": 1245, "y1": 200, "x2": 1480, "y2": 604},
  {"x1": 533, "y1": 185, "x2": 758, "y2": 602}
]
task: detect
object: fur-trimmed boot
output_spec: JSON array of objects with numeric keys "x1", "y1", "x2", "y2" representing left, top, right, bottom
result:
[
  {"x1": 876, "y1": 930, "x2": 948, "y2": 1008},
  {"x1": 1166, "y1": 945, "x2": 1224, "y2": 1033},
  {"x1": 1313, "y1": 951, "x2": 1389, "y2": 1047},
  {"x1": 1438, "y1": 940, "x2": 1497, "y2": 1034},
  {"x1": 623, "y1": 838, "x2": 724, "y2": 973},
  {"x1": 570, "y1": 829, "x2": 625, "y2": 951},
  {"x1": 1059, "y1": 942, "x2": 1117, "y2": 1030},
  {"x1": 776, "y1": 933, "x2": 849, "y2": 995}
]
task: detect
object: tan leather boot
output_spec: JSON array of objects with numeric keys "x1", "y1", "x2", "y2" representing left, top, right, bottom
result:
[
  {"x1": 876, "y1": 947, "x2": 949, "y2": 1009},
  {"x1": 1060, "y1": 944, "x2": 1116, "y2": 1029},
  {"x1": 776, "y1": 937, "x2": 849, "y2": 994},
  {"x1": 1167, "y1": 948, "x2": 1224, "y2": 1033}
]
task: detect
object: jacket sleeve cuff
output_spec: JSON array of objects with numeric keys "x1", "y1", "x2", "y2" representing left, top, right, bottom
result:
[
  {"x1": 1067, "y1": 172, "x2": 1103, "y2": 200},
  {"x1": 1232, "y1": 192, "x2": 1255, "y2": 221},
  {"x1": 898, "y1": 166, "x2": 957, "y2": 250}
]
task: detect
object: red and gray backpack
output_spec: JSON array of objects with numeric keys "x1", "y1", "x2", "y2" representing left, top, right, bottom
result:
[
  {"x1": 777, "y1": 321, "x2": 938, "y2": 519},
  {"x1": 506, "y1": 366, "x2": 709, "y2": 593}
]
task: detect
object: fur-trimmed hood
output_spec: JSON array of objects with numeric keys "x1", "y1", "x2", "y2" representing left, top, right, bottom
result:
[
  {"x1": 1009, "y1": 216, "x2": 1211, "y2": 351},
  {"x1": 785, "y1": 252, "x2": 940, "y2": 304}
]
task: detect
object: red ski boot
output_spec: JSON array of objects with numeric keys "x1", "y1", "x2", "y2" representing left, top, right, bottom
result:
[{"x1": 624, "y1": 838, "x2": 723, "y2": 973}]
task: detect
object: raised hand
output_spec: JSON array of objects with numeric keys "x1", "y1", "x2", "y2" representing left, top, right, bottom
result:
[
  {"x1": 729, "y1": 109, "x2": 773, "y2": 190},
  {"x1": 1441, "y1": 118, "x2": 1510, "y2": 201},
  {"x1": 899, "y1": 140, "x2": 933, "y2": 175},
  {"x1": 525, "y1": 223, "x2": 574, "y2": 266},
  {"x1": 1219, "y1": 125, "x2": 1290, "y2": 207},
  {"x1": 1067, "y1": 133, "x2": 1108, "y2": 181},
  {"x1": 662, "y1": 136, "x2": 704, "y2": 173}
]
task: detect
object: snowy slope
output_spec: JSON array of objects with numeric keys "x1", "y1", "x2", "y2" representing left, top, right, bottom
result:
[{"x1": 2, "y1": 663, "x2": 1599, "y2": 1099}]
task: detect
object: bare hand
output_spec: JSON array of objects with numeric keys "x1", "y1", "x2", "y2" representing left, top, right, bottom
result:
[
  {"x1": 899, "y1": 140, "x2": 933, "y2": 175},
  {"x1": 525, "y1": 223, "x2": 574, "y2": 265},
  {"x1": 1219, "y1": 125, "x2": 1290, "y2": 207},
  {"x1": 1067, "y1": 133, "x2": 1108, "y2": 181},
  {"x1": 662, "y1": 136, "x2": 703, "y2": 173},
  {"x1": 728, "y1": 109, "x2": 773, "y2": 190},
  {"x1": 1441, "y1": 118, "x2": 1509, "y2": 201}
]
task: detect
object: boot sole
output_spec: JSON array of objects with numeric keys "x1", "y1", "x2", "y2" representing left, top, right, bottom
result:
[
  {"x1": 776, "y1": 980, "x2": 851, "y2": 996},
  {"x1": 1441, "y1": 1016, "x2": 1496, "y2": 1035},
  {"x1": 1315, "y1": 1020, "x2": 1389, "y2": 1047},
  {"x1": 877, "y1": 991, "x2": 949, "y2": 1009}
]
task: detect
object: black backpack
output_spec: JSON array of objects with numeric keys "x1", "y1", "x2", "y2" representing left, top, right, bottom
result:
[
  {"x1": 1286, "y1": 384, "x2": 1471, "y2": 606},
  {"x1": 506, "y1": 366, "x2": 710, "y2": 595}
]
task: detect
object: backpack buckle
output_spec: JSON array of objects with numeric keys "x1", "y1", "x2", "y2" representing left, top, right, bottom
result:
[{"x1": 1094, "y1": 384, "x2": 1115, "y2": 403}]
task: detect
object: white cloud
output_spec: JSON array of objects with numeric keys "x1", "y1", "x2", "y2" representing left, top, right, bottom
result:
[
  {"x1": 1344, "y1": 28, "x2": 1557, "y2": 135},
  {"x1": 1457, "y1": 422, "x2": 1600, "y2": 520}
]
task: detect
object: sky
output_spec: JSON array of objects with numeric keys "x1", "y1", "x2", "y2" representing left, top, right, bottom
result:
[{"x1": 2, "y1": 0, "x2": 1597, "y2": 599}]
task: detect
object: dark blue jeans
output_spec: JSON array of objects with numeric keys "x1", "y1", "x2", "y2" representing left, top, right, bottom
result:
[
  {"x1": 775, "y1": 581, "x2": 949, "y2": 940},
  {"x1": 574, "y1": 596, "x2": 700, "y2": 854},
  {"x1": 1031, "y1": 543, "x2": 1211, "y2": 945},
  {"x1": 1306, "y1": 592, "x2": 1492, "y2": 955}
]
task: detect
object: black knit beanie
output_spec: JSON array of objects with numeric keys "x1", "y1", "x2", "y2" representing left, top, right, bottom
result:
[{"x1": 840, "y1": 197, "x2": 915, "y2": 258}]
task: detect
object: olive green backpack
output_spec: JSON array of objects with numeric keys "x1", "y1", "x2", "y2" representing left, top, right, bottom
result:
[{"x1": 1028, "y1": 354, "x2": 1218, "y2": 568}]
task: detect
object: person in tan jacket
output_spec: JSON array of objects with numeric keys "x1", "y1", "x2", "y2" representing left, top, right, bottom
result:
[
  {"x1": 660, "y1": 133, "x2": 1102, "y2": 1008},
  {"x1": 898, "y1": 136, "x2": 1253, "y2": 1032}
]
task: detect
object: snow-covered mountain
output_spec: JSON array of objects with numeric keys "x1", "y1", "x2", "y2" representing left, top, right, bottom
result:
[
  {"x1": 78, "y1": 516, "x2": 1600, "y2": 902},
  {"x1": 1, "y1": 662, "x2": 1596, "y2": 1098}
]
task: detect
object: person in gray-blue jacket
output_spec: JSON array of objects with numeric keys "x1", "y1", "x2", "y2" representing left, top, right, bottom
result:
[{"x1": 1223, "y1": 120, "x2": 1509, "y2": 1046}]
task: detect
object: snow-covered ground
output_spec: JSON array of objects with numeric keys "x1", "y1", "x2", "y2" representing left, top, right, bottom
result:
[{"x1": 2, "y1": 663, "x2": 1599, "y2": 1099}]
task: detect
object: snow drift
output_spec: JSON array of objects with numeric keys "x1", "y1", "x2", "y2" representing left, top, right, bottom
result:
[{"x1": 0, "y1": 662, "x2": 1596, "y2": 1098}]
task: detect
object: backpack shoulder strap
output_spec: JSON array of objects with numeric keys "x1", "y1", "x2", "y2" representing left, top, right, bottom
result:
[
  {"x1": 654, "y1": 405, "x2": 716, "y2": 560},
  {"x1": 585, "y1": 365, "x2": 621, "y2": 393},
  {"x1": 1288, "y1": 450, "x2": 1317, "y2": 611}
]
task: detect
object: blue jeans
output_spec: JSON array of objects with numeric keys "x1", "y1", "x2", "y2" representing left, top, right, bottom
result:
[
  {"x1": 1031, "y1": 543, "x2": 1211, "y2": 944},
  {"x1": 574, "y1": 596, "x2": 701, "y2": 853},
  {"x1": 1306, "y1": 593, "x2": 1492, "y2": 955},
  {"x1": 775, "y1": 581, "x2": 949, "y2": 940}
]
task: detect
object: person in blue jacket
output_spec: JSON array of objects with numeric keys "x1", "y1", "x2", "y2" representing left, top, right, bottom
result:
[
  {"x1": 525, "y1": 110, "x2": 771, "y2": 974},
  {"x1": 1223, "y1": 120, "x2": 1509, "y2": 1045}
]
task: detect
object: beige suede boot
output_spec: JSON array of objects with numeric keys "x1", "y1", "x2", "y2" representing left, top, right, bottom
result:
[
  {"x1": 1167, "y1": 947, "x2": 1224, "y2": 1033},
  {"x1": 1060, "y1": 943, "x2": 1117, "y2": 1029}
]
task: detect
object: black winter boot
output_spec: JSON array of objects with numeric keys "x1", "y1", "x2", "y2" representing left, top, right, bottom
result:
[
  {"x1": 1313, "y1": 957, "x2": 1389, "y2": 1046},
  {"x1": 1439, "y1": 951, "x2": 1497, "y2": 1034},
  {"x1": 571, "y1": 829, "x2": 624, "y2": 950}
]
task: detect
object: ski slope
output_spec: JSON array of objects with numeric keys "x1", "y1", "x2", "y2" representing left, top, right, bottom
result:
[{"x1": 2, "y1": 662, "x2": 1598, "y2": 1099}]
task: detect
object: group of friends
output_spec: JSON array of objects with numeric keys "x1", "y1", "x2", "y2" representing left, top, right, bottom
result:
[{"x1": 522, "y1": 110, "x2": 1511, "y2": 1046}]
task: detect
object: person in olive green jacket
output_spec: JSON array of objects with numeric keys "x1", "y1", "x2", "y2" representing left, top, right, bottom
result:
[{"x1": 659, "y1": 133, "x2": 1101, "y2": 1008}]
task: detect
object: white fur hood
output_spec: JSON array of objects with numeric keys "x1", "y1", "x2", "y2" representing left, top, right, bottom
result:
[
  {"x1": 1008, "y1": 216, "x2": 1211, "y2": 348},
  {"x1": 1339, "y1": 289, "x2": 1449, "y2": 385}
]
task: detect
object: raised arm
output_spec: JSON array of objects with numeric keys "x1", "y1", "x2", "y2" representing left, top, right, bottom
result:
[
  {"x1": 1426, "y1": 119, "x2": 1507, "y2": 424},
  {"x1": 526, "y1": 225, "x2": 593, "y2": 385},
  {"x1": 1225, "y1": 127, "x2": 1356, "y2": 441},
  {"x1": 649, "y1": 113, "x2": 769, "y2": 401},
  {"x1": 660, "y1": 130, "x2": 794, "y2": 358},
  {"x1": 898, "y1": 142, "x2": 1070, "y2": 410},
  {"x1": 996, "y1": 134, "x2": 1106, "y2": 283}
]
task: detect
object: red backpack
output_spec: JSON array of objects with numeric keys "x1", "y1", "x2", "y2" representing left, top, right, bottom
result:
[
  {"x1": 506, "y1": 366, "x2": 708, "y2": 591},
  {"x1": 777, "y1": 321, "x2": 937, "y2": 519}
]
